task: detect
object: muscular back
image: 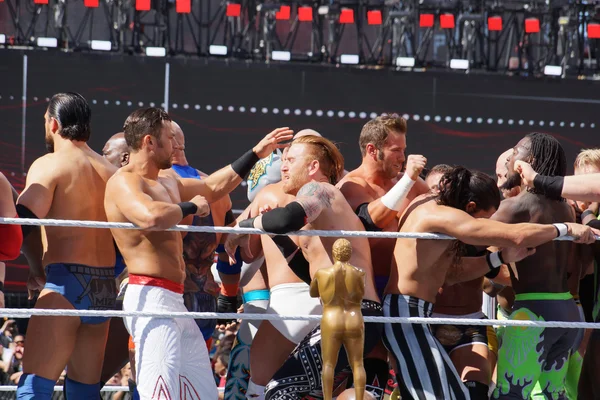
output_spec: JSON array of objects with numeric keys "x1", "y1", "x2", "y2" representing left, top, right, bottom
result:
[
  {"x1": 493, "y1": 191, "x2": 574, "y2": 294},
  {"x1": 105, "y1": 170, "x2": 186, "y2": 283},
  {"x1": 298, "y1": 183, "x2": 378, "y2": 302},
  {"x1": 388, "y1": 197, "x2": 456, "y2": 303},
  {"x1": 20, "y1": 146, "x2": 116, "y2": 267}
]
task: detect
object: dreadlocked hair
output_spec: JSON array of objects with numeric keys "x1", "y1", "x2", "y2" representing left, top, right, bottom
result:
[
  {"x1": 526, "y1": 132, "x2": 567, "y2": 177},
  {"x1": 524, "y1": 132, "x2": 567, "y2": 200}
]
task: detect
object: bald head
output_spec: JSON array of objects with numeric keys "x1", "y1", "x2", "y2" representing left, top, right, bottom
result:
[
  {"x1": 496, "y1": 148, "x2": 512, "y2": 188},
  {"x1": 103, "y1": 132, "x2": 130, "y2": 167},
  {"x1": 336, "y1": 389, "x2": 377, "y2": 400},
  {"x1": 172, "y1": 121, "x2": 185, "y2": 148}
]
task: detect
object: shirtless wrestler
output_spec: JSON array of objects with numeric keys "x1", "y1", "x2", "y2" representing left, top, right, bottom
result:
[
  {"x1": 160, "y1": 121, "x2": 235, "y2": 349},
  {"x1": 16, "y1": 93, "x2": 119, "y2": 399},
  {"x1": 236, "y1": 135, "x2": 386, "y2": 400},
  {"x1": 336, "y1": 115, "x2": 428, "y2": 298},
  {"x1": 425, "y1": 166, "x2": 499, "y2": 399},
  {"x1": 516, "y1": 148, "x2": 600, "y2": 399},
  {"x1": 99, "y1": 133, "x2": 134, "y2": 388},
  {"x1": 491, "y1": 133, "x2": 584, "y2": 399},
  {"x1": 104, "y1": 107, "x2": 292, "y2": 399},
  {"x1": 383, "y1": 165, "x2": 597, "y2": 400}
]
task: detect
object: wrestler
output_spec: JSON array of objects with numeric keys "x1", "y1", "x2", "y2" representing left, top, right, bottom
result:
[
  {"x1": 0, "y1": 172, "x2": 22, "y2": 261},
  {"x1": 102, "y1": 132, "x2": 130, "y2": 168},
  {"x1": 104, "y1": 107, "x2": 292, "y2": 399},
  {"x1": 160, "y1": 121, "x2": 235, "y2": 348},
  {"x1": 16, "y1": 93, "x2": 119, "y2": 400},
  {"x1": 227, "y1": 130, "x2": 326, "y2": 399},
  {"x1": 336, "y1": 114, "x2": 428, "y2": 298},
  {"x1": 383, "y1": 165, "x2": 597, "y2": 400},
  {"x1": 421, "y1": 167, "x2": 498, "y2": 399},
  {"x1": 489, "y1": 133, "x2": 585, "y2": 399},
  {"x1": 99, "y1": 133, "x2": 133, "y2": 390},
  {"x1": 235, "y1": 135, "x2": 386, "y2": 400}
]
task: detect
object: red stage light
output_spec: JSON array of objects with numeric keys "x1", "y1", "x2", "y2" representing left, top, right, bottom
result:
[
  {"x1": 488, "y1": 16, "x2": 502, "y2": 31},
  {"x1": 298, "y1": 6, "x2": 313, "y2": 22},
  {"x1": 367, "y1": 10, "x2": 382, "y2": 25},
  {"x1": 525, "y1": 18, "x2": 540, "y2": 33},
  {"x1": 276, "y1": 5, "x2": 291, "y2": 20},
  {"x1": 176, "y1": 0, "x2": 191, "y2": 14},
  {"x1": 440, "y1": 14, "x2": 455, "y2": 29},
  {"x1": 339, "y1": 8, "x2": 354, "y2": 24},
  {"x1": 226, "y1": 3, "x2": 241, "y2": 18},
  {"x1": 419, "y1": 14, "x2": 434, "y2": 28}
]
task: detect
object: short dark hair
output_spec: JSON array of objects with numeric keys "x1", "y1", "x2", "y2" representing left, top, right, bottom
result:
[
  {"x1": 426, "y1": 164, "x2": 454, "y2": 179},
  {"x1": 123, "y1": 108, "x2": 172, "y2": 151},
  {"x1": 437, "y1": 166, "x2": 501, "y2": 212},
  {"x1": 47, "y1": 92, "x2": 92, "y2": 142},
  {"x1": 359, "y1": 114, "x2": 407, "y2": 157}
]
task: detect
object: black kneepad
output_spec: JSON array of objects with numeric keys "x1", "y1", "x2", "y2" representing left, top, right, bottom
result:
[{"x1": 464, "y1": 381, "x2": 489, "y2": 400}]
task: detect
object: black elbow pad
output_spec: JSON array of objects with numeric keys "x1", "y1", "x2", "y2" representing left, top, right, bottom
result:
[
  {"x1": 16, "y1": 204, "x2": 39, "y2": 238},
  {"x1": 355, "y1": 203, "x2": 382, "y2": 232},
  {"x1": 261, "y1": 202, "x2": 307, "y2": 234}
]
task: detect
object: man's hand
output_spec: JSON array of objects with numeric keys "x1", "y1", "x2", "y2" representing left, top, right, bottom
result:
[
  {"x1": 567, "y1": 223, "x2": 600, "y2": 244},
  {"x1": 253, "y1": 128, "x2": 294, "y2": 159},
  {"x1": 405, "y1": 155, "x2": 427, "y2": 181},
  {"x1": 514, "y1": 160, "x2": 537, "y2": 188},
  {"x1": 189, "y1": 195, "x2": 210, "y2": 217},
  {"x1": 224, "y1": 233, "x2": 253, "y2": 265},
  {"x1": 27, "y1": 272, "x2": 45, "y2": 300},
  {"x1": 0, "y1": 319, "x2": 15, "y2": 333},
  {"x1": 501, "y1": 247, "x2": 536, "y2": 264}
]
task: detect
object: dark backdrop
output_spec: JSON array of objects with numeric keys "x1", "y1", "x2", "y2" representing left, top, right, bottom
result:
[{"x1": 1, "y1": 49, "x2": 599, "y2": 291}]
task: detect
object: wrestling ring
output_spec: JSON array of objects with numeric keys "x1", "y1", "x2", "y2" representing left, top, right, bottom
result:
[{"x1": 0, "y1": 216, "x2": 598, "y2": 394}]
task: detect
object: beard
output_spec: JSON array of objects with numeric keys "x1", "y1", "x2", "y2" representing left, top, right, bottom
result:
[
  {"x1": 45, "y1": 135, "x2": 54, "y2": 153},
  {"x1": 282, "y1": 173, "x2": 306, "y2": 195},
  {"x1": 500, "y1": 171, "x2": 522, "y2": 191},
  {"x1": 157, "y1": 157, "x2": 172, "y2": 170}
]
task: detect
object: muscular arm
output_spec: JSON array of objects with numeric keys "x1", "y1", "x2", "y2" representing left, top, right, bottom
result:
[
  {"x1": 445, "y1": 256, "x2": 491, "y2": 286},
  {"x1": 426, "y1": 205, "x2": 558, "y2": 248},
  {"x1": 243, "y1": 182, "x2": 333, "y2": 233},
  {"x1": 106, "y1": 173, "x2": 185, "y2": 230},
  {"x1": 338, "y1": 176, "x2": 429, "y2": 230},
  {"x1": 179, "y1": 165, "x2": 243, "y2": 204}
]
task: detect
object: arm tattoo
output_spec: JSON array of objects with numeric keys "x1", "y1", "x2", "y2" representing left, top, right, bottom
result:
[{"x1": 296, "y1": 182, "x2": 334, "y2": 223}]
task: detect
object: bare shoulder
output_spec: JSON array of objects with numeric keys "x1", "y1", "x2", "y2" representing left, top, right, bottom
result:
[
  {"x1": 298, "y1": 181, "x2": 336, "y2": 198},
  {"x1": 27, "y1": 153, "x2": 59, "y2": 174}
]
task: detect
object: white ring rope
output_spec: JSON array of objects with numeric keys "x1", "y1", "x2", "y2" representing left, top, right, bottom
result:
[
  {"x1": 0, "y1": 386, "x2": 226, "y2": 393},
  {"x1": 0, "y1": 308, "x2": 597, "y2": 329},
  {"x1": 0, "y1": 217, "x2": 588, "y2": 241}
]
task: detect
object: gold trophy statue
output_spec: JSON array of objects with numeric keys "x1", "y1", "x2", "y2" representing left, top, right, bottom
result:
[{"x1": 309, "y1": 238, "x2": 367, "y2": 400}]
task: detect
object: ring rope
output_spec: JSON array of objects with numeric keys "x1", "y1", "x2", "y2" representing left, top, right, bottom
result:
[
  {"x1": 0, "y1": 217, "x2": 587, "y2": 241},
  {"x1": 0, "y1": 308, "x2": 597, "y2": 329},
  {"x1": 0, "y1": 386, "x2": 226, "y2": 392}
]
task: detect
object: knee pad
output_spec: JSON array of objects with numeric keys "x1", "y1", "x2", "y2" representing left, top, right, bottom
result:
[
  {"x1": 465, "y1": 381, "x2": 489, "y2": 400},
  {"x1": 247, "y1": 380, "x2": 266, "y2": 400},
  {"x1": 64, "y1": 376, "x2": 101, "y2": 400},
  {"x1": 17, "y1": 374, "x2": 55, "y2": 400}
]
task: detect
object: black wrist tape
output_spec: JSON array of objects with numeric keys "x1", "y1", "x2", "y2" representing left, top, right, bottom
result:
[
  {"x1": 533, "y1": 174, "x2": 564, "y2": 201},
  {"x1": 232, "y1": 149, "x2": 260, "y2": 179},
  {"x1": 178, "y1": 202, "x2": 198, "y2": 218},
  {"x1": 239, "y1": 217, "x2": 256, "y2": 229}
]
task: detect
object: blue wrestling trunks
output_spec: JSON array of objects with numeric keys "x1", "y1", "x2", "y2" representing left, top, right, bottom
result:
[
  {"x1": 184, "y1": 290, "x2": 218, "y2": 341},
  {"x1": 44, "y1": 263, "x2": 117, "y2": 324}
]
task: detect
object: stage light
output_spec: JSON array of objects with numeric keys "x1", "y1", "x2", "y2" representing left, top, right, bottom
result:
[
  {"x1": 544, "y1": 65, "x2": 562, "y2": 76},
  {"x1": 37, "y1": 37, "x2": 58, "y2": 48},
  {"x1": 145, "y1": 47, "x2": 166, "y2": 57},
  {"x1": 340, "y1": 54, "x2": 359, "y2": 64},
  {"x1": 209, "y1": 45, "x2": 228, "y2": 55},
  {"x1": 90, "y1": 40, "x2": 111, "y2": 51},
  {"x1": 0, "y1": 35, "x2": 5, "y2": 44},
  {"x1": 450, "y1": 59, "x2": 469, "y2": 70},
  {"x1": 271, "y1": 51, "x2": 291, "y2": 61},
  {"x1": 396, "y1": 57, "x2": 415, "y2": 67}
]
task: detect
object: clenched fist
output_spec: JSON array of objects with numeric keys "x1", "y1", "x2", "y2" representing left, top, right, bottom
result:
[{"x1": 405, "y1": 155, "x2": 427, "y2": 181}]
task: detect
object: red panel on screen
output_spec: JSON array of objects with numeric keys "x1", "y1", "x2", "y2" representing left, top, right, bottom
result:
[
  {"x1": 339, "y1": 9, "x2": 354, "y2": 24},
  {"x1": 440, "y1": 14, "x2": 455, "y2": 29},
  {"x1": 136, "y1": 0, "x2": 150, "y2": 11},
  {"x1": 276, "y1": 5, "x2": 290, "y2": 20},
  {"x1": 367, "y1": 10, "x2": 382, "y2": 25},
  {"x1": 84, "y1": 0, "x2": 99, "y2": 8},
  {"x1": 419, "y1": 14, "x2": 434, "y2": 28},
  {"x1": 298, "y1": 6, "x2": 313, "y2": 22},
  {"x1": 488, "y1": 16, "x2": 502, "y2": 31},
  {"x1": 525, "y1": 18, "x2": 540, "y2": 33},
  {"x1": 34, "y1": 0, "x2": 49, "y2": 4},
  {"x1": 176, "y1": 0, "x2": 191, "y2": 13},
  {"x1": 588, "y1": 23, "x2": 600, "y2": 39}
]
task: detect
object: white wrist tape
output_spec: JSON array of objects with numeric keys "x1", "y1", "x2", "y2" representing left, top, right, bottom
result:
[
  {"x1": 487, "y1": 251, "x2": 504, "y2": 269},
  {"x1": 381, "y1": 173, "x2": 416, "y2": 211},
  {"x1": 553, "y1": 223, "x2": 568, "y2": 237}
]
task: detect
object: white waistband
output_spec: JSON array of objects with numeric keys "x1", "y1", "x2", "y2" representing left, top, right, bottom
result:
[
  {"x1": 270, "y1": 282, "x2": 310, "y2": 293},
  {"x1": 431, "y1": 311, "x2": 486, "y2": 319}
]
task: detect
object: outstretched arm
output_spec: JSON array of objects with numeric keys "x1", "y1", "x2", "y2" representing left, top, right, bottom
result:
[
  {"x1": 426, "y1": 205, "x2": 597, "y2": 248},
  {"x1": 515, "y1": 160, "x2": 600, "y2": 202},
  {"x1": 180, "y1": 128, "x2": 293, "y2": 203},
  {"x1": 239, "y1": 181, "x2": 334, "y2": 233}
]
